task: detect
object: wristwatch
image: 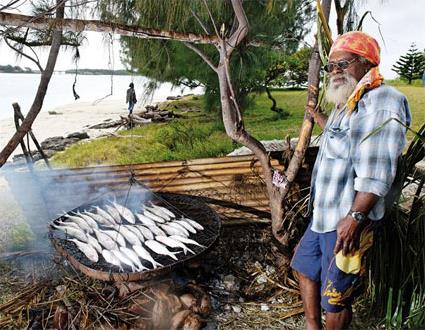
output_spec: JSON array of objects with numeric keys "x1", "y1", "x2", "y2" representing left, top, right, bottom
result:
[{"x1": 348, "y1": 210, "x2": 367, "y2": 222}]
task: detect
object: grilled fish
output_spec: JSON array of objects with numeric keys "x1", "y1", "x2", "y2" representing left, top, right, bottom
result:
[
  {"x1": 110, "y1": 225, "x2": 142, "y2": 246},
  {"x1": 173, "y1": 220, "x2": 197, "y2": 234},
  {"x1": 143, "y1": 210, "x2": 166, "y2": 223},
  {"x1": 133, "y1": 244, "x2": 163, "y2": 269},
  {"x1": 101, "y1": 250, "x2": 122, "y2": 270},
  {"x1": 69, "y1": 239, "x2": 99, "y2": 262},
  {"x1": 160, "y1": 223, "x2": 189, "y2": 238},
  {"x1": 76, "y1": 212, "x2": 99, "y2": 229},
  {"x1": 146, "y1": 224, "x2": 167, "y2": 237},
  {"x1": 52, "y1": 224, "x2": 88, "y2": 242},
  {"x1": 86, "y1": 233, "x2": 103, "y2": 253},
  {"x1": 112, "y1": 201, "x2": 136, "y2": 224},
  {"x1": 104, "y1": 204, "x2": 122, "y2": 223},
  {"x1": 144, "y1": 206, "x2": 171, "y2": 221},
  {"x1": 144, "y1": 240, "x2": 179, "y2": 260},
  {"x1": 124, "y1": 225, "x2": 145, "y2": 243},
  {"x1": 150, "y1": 203, "x2": 176, "y2": 218},
  {"x1": 136, "y1": 213, "x2": 158, "y2": 227},
  {"x1": 94, "y1": 206, "x2": 117, "y2": 225},
  {"x1": 93, "y1": 228, "x2": 118, "y2": 250},
  {"x1": 155, "y1": 235, "x2": 194, "y2": 255},
  {"x1": 64, "y1": 215, "x2": 93, "y2": 233},
  {"x1": 120, "y1": 246, "x2": 148, "y2": 271},
  {"x1": 111, "y1": 249, "x2": 137, "y2": 272},
  {"x1": 135, "y1": 225, "x2": 154, "y2": 240},
  {"x1": 182, "y1": 218, "x2": 204, "y2": 231},
  {"x1": 168, "y1": 235, "x2": 206, "y2": 248},
  {"x1": 167, "y1": 222, "x2": 190, "y2": 237},
  {"x1": 83, "y1": 210, "x2": 112, "y2": 226},
  {"x1": 101, "y1": 229, "x2": 127, "y2": 247}
]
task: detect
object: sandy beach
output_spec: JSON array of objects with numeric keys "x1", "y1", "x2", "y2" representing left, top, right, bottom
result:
[{"x1": 0, "y1": 98, "x2": 146, "y2": 159}]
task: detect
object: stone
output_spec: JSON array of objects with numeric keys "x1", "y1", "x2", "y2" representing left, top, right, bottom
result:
[
  {"x1": 232, "y1": 305, "x2": 242, "y2": 313},
  {"x1": 223, "y1": 274, "x2": 239, "y2": 291},
  {"x1": 256, "y1": 274, "x2": 268, "y2": 285},
  {"x1": 260, "y1": 304, "x2": 269, "y2": 311},
  {"x1": 166, "y1": 95, "x2": 181, "y2": 100},
  {"x1": 66, "y1": 132, "x2": 89, "y2": 140}
]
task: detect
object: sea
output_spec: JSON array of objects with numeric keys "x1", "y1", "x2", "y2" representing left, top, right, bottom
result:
[{"x1": 0, "y1": 72, "x2": 203, "y2": 121}]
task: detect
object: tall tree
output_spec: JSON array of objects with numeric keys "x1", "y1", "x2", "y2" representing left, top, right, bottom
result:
[{"x1": 392, "y1": 43, "x2": 425, "y2": 84}]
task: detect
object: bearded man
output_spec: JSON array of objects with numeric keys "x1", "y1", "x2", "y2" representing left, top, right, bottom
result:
[{"x1": 289, "y1": 31, "x2": 412, "y2": 329}]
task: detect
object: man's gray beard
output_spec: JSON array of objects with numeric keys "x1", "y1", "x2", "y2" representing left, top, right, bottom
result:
[{"x1": 325, "y1": 73, "x2": 358, "y2": 106}]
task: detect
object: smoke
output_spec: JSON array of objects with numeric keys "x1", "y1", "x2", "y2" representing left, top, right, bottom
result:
[{"x1": 0, "y1": 162, "x2": 151, "y2": 255}]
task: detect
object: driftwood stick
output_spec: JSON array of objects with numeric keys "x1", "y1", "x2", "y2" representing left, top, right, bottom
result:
[
  {"x1": 13, "y1": 104, "x2": 33, "y2": 169},
  {"x1": 13, "y1": 102, "x2": 51, "y2": 169}
]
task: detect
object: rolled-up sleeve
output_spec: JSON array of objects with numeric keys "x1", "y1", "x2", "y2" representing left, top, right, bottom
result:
[{"x1": 350, "y1": 109, "x2": 407, "y2": 197}]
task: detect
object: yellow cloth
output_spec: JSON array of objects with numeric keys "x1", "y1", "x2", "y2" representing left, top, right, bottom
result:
[
  {"x1": 335, "y1": 229, "x2": 374, "y2": 274},
  {"x1": 346, "y1": 66, "x2": 384, "y2": 112}
]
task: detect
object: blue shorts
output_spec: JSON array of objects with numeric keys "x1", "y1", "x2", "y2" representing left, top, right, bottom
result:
[{"x1": 290, "y1": 222, "x2": 371, "y2": 313}]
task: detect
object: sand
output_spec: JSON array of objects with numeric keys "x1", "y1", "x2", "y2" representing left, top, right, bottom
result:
[{"x1": 0, "y1": 98, "x2": 143, "y2": 159}]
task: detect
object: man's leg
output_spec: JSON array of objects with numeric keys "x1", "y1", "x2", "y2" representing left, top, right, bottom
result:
[
  {"x1": 298, "y1": 272, "x2": 322, "y2": 330},
  {"x1": 325, "y1": 308, "x2": 352, "y2": 330}
]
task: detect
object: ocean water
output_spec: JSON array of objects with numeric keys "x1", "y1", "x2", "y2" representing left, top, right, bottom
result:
[{"x1": 0, "y1": 73, "x2": 202, "y2": 120}]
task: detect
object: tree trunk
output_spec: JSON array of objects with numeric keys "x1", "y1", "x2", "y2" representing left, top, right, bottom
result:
[{"x1": 0, "y1": 1, "x2": 65, "y2": 167}]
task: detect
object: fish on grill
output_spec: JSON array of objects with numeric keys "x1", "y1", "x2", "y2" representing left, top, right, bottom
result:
[
  {"x1": 64, "y1": 214, "x2": 93, "y2": 233},
  {"x1": 136, "y1": 213, "x2": 158, "y2": 227},
  {"x1": 94, "y1": 206, "x2": 117, "y2": 225},
  {"x1": 135, "y1": 225, "x2": 154, "y2": 241},
  {"x1": 69, "y1": 238, "x2": 99, "y2": 263},
  {"x1": 168, "y1": 235, "x2": 206, "y2": 248},
  {"x1": 86, "y1": 234, "x2": 103, "y2": 253},
  {"x1": 101, "y1": 249, "x2": 122, "y2": 270},
  {"x1": 150, "y1": 203, "x2": 176, "y2": 218},
  {"x1": 112, "y1": 201, "x2": 136, "y2": 224},
  {"x1": 146, "y1": 224, "x2": 167, "y2": 237},
  {"x1": 101, "y1": 229, "x2": 127, "y2": 247},
  {"x1": 182, "y1": 218, "x2": 204, "y2": 231},
  {"x1": 173, "y1": 220, "x2": 197, "y2": 234},
  {"x1": 52, "y1": 224, "x2": 88, "y2": 242},
  {"x1": 104, "y1": 204, "x2": 122, "y2": 224},
  {"x1": 144, "y1": 205, "x2": 171, "y2": 221},
  {"x1": 93, "y1": 228, "x2": 118, "y2": 250},
  {"x1": 144, "y1": 240, "x2": 180, "y2": 260},
  {"x1": 82, "y1": 210, "x2": 111, "y2": 226},
  {"x1": 111, "y1": 248, "x2": 139, "y2": 272},
  {"x1": 120, "y1": 246, "x2": 148, "y2": 271},
  {"x1": 76, "y1": 212, "x2": 99, "y2": 229},
  {"x1": 167, "y1": 222, "x2": 190, "y2": 237},
  {"x1": 155, "y1": 235, "x2": 194, "y2": 255},
  {"x1": 143, "y1": 210, "x2": 166, "y2": 224},
  {"x1": 160, "y1": 223, "x2": 189, "y2": 238},
  {"x1": 124, "y1": 225, "x2": 145, "y2": 242},
  {"x1": 109, "y1": 225, "x2": 143, "y2": 246},
  {"x1": 132, "y1": 244, "x2": 163, "y2": 269}
]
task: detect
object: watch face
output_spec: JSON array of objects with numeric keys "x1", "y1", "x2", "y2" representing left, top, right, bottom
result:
[{"x1": 351, "y1": 211, "x2": 365, "y2": 222}]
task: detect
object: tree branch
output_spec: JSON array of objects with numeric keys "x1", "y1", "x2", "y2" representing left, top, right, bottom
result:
[
  {"x1": 3, "y1": 37, "x2": 44, "y2": 72},
  {"x1": 184, "y1": 42, "x2": 217, "y2": 72},
  {"x1": 0, "y1": 11, "x2": 221, "y2": 45}
]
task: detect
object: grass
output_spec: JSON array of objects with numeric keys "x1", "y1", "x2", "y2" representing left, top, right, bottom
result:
[{"x1": 51, "y1": 83, "x2": 425, "y2": 168}]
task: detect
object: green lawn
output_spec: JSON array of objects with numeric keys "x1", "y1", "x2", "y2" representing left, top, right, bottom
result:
[{"x1": 51, "y1": 83, "x2": 425, "y2": 168}]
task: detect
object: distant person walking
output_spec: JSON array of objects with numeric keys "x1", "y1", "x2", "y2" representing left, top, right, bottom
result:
[{"x1": 126, "y1": 83, "x2": 137, "y2": 114}]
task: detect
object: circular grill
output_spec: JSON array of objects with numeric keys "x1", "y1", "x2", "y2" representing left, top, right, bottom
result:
[{"x1": 49, "y1": 192, "x2": 221, "y2": 281}]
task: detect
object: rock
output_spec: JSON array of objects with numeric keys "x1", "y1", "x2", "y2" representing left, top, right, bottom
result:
[
  {"x1": 256, "y1": 274, "x2": 268, "y2": 285},
  {"x1": 223, "y1": 275, "x2": 239, "y2": 291},
  {"x1": 40, "y1": 136, "x2": 80, "y2": 151},
  {"x1": 232, "y1": 305, "x2": 242, "y2": 313},
  {"x1": 166, "y1": 95, "x2": 181, "y2": 100},
  {"x1": 89, "y1": 119, "x2": 122, "y2": 129},
  {"x1": 66, "y1": 132, "x2": 89, "y2": 140},
  {"x1": 145, "y1": 104, "x2": 159, "y2": 112},
  {"x1": 260, "y1": 304, "x2": 269, "y2": 311}
]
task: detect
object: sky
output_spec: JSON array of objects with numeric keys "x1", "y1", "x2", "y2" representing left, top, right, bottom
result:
[{"x1": 0, "y1": 0, "x2": 424, "y2": 79}]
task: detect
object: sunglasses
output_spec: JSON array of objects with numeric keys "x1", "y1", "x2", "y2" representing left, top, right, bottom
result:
[{"x1": 323, "y1": 57, "x2": 358, "y2": 73}]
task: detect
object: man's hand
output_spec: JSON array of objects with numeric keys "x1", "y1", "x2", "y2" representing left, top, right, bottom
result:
[{"x1": 334, "y1": 216, "x2": 361, "y2": 256}]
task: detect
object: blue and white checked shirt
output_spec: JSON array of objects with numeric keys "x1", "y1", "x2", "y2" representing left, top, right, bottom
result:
[{"x1": 308, "y1": 85, "x2": 412, "y2": 233}]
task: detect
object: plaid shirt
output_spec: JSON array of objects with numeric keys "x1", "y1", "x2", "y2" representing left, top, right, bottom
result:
[{"x1": 308, "y1": 85, "x2": 411, "y2": 233}]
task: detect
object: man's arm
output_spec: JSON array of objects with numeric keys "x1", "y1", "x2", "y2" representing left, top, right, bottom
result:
[
  {"x1": 334, "y1": 192, "x2": 379, "y2": 255},
  {"x1": 307, "y1": 108, "x2": 328, "y2": 130}
]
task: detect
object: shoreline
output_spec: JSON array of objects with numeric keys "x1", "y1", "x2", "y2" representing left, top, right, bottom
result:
[{"x1": 0, "y1": 98, "x2": 140, "y2": 159}]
